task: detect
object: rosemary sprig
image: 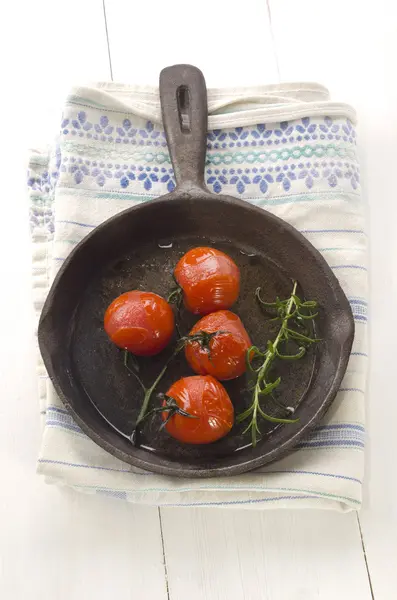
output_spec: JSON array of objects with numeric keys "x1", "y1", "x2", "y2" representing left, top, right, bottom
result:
[{"x1": 237, "y1": 281, "x2": 319, "y2": 447}]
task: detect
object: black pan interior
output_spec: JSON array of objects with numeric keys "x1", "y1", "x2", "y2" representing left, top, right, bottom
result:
[{"x1": 39, "y1": 192, "x2": 353, "y2": 477}]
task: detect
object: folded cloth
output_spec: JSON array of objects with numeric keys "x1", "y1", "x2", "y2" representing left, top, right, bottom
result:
[{"x1": 29, "y1": 81, "x2": 367, "y2": 511}]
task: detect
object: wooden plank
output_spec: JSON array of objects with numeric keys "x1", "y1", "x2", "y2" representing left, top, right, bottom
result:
[
  {"x1": 269, "y1": 2, "x2": 397, "y2": 598},
  {"x1": 2, "y1": 0, "x2": 111, "y2": 147},
  {"x1": 265, "y1": 0, "x2": 364, "y2": 99},
  {"x1": 357, "y1": 10, "x2": 397, "y2": 588},
  {"x1": 161, "y1": 508, "x2": 372, "y2": 600},
  {"x1": 104, "y1": 0, "x2": 278, "y2": 86},
  {"x1": 105, "y1": 1, "x2": 373, "y2": 597},
  {"x1": 1, "y1": 484, "x2": 168, "y2": 600},
  {"x1": 148, "y1": 1, "x2": 374, "y2": 597},
  {"x1": 0, "y1": 3, "x2": 167, "y2": 600}
]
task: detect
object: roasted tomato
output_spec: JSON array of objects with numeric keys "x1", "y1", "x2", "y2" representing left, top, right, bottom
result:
[
  {"x1": 104, "y1": 291, "x2": 174, "y2": 356},
  {"x1": 185, "y1": 310, "x2": 252, "y2": 380},
  {"x1": 174, "y1": 247, "x2": 240, "y2": 315},
  {"x1": 162, "y1": 375, "x2": 234, "y2": 444}
]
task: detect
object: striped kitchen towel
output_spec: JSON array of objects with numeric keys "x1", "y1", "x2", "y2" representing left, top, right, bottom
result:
[{"x1": 29, "y1": 81, "x2": 367, "y2": 511}]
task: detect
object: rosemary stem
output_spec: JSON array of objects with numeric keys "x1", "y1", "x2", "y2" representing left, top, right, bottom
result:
[
  {"x1": 136, "y1": 347, "x2": 182, "y2": 424},
  {"x1": 257, "y1": 281, "x2": 298, "y2": 384},
  {"x1": 253, "y1": 386, "x2": 259, "y2": 423}
]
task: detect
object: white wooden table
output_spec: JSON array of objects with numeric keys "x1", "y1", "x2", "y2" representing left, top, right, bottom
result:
[{"x1": 1, "y1": 1, "x2": 396, "y2": 598}]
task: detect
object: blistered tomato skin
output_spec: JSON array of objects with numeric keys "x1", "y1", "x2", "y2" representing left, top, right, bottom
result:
[
  {"x1": 163, "y1": 375, "x2": 234, "y2": 444},
  {"x1": 174, "y1": 247, "x2": 240, "y2": 315},
  {"x1": 185, "y1": 310, "x2": 252, "y2": 380},
  {"x1": 104, "y1": 291, "x2": 174, "y2": 356}
]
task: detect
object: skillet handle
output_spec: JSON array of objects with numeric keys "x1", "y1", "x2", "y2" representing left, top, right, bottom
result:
[{"x1": 160, "y1": 64, "x2": 207, "y2": 190}]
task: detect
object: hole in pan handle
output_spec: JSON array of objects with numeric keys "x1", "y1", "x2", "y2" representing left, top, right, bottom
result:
[{"x1": 159, "y1": 64, "x2": 208, "y2": 191}]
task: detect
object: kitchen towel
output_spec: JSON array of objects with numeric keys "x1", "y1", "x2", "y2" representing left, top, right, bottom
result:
[{"x1": 29, "y1": 81, "x2": 367, "y2": 510}]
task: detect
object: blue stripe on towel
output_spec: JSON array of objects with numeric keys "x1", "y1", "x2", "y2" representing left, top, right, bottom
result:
[
  {"x1": 300, "y1": 228, "x2": 366, "y2": 235},
  {"x1": 45, "y1": 406, "x2": 365, "y2": 451},
  {"x1": 331, "y1": 265, "x2": 367, "y2": 271},
  {"x1": 37, "y1": 458, "x2": 362, "y2": 484},
  {"x1": 56, "y1": 219, "x2": 96, "y2": 228}
]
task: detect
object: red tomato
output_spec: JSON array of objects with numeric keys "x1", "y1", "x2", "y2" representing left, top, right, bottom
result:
[
  {"x1": 185, "y1": 310, "x2": 252, "y2": 380},
  {"x1": 174, "y1": 247, "x2": 240, "y2": 315},
  {"x1": 104, "y1": 291, "x2": 174, "y2": 356},
  {"x1": 163, "y1": 375, "x2": 234, "y2": 444}
]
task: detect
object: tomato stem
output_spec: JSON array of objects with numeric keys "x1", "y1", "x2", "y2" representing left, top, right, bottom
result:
[
  {"x1": 167, "y1": 286, "x2": 183, "y2": 337},
  {"x1": 182, "y1": 330, "x2": 227, "y2": 357},
  {"x1": 130, "y1": 344, "x2": 186, "y2": 436},
  {"x1": 158, "y1": 395, "x2": 198, "y2": 429},
  {"x1": 134, "y1": 394, "x2": 198, "y2": 432},
  {"x1": 123, "y1": 350, "x2": 146, "y2": 392},
  {"x1": 136, "y1": 361, "x2": 170, "y2": 424},
  {"x1": 167, "y1": 286, "x2": 183, "y2": 304}
]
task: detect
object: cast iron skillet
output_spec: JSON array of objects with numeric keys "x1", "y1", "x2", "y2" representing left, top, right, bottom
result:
[{"x1": 38, "y1": 64, "x2": 354, "y2": 477}]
